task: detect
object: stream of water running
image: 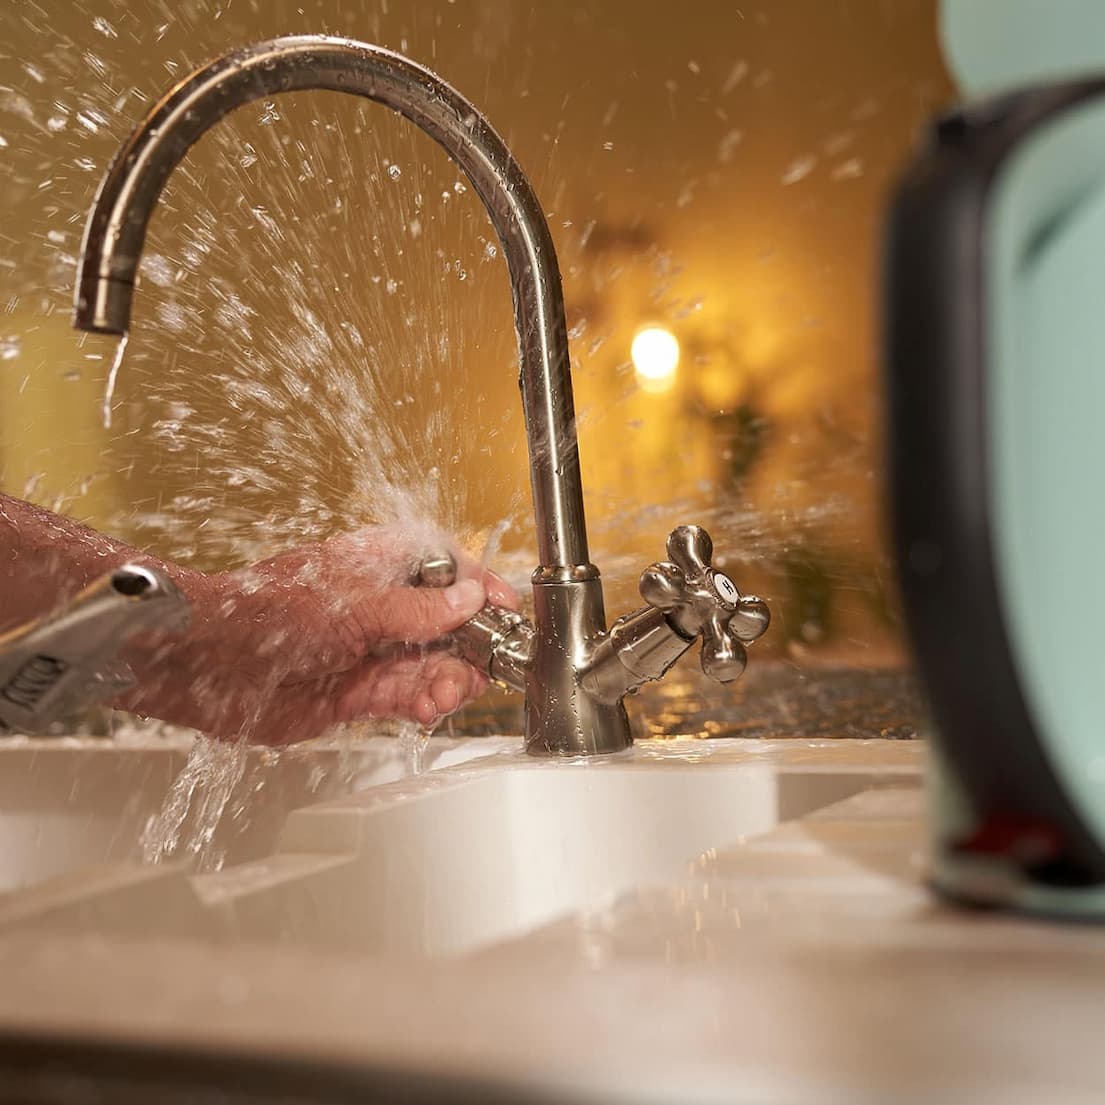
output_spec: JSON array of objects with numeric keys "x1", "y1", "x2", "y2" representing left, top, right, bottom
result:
[
  {"x1": 140, "y1": 720, "x2": 437, "y2": 870},
  {"x1": 140, "y1": 735, "x2": 250, "y2": 868},
  {"x1": 101, "y1": 333, "x2": 128, "y2": 429},
  {"x1": 397, "y1": 719, "x2": 433, "y2": 777}
]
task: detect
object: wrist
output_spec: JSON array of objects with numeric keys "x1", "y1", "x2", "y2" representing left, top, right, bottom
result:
[{"x1": 114, "y1": 565, "x2": 233, "y2": 722}]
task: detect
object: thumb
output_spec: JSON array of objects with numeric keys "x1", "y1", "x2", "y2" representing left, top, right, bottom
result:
[{"x1": 362, "y1": 577, "x2": 486, "y2": 644}]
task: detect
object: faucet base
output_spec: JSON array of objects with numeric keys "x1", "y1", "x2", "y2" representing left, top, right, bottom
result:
[
  {"x1": 524, "y1": 698, "x2": 632, "y2": 758},
  {"x1": 523, "y1": 574, "x2": 633, "y2": 757}
]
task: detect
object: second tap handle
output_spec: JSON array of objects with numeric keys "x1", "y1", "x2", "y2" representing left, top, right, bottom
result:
[{"x1": 639, "y1": 524, "x2": 770, "y2": 683}]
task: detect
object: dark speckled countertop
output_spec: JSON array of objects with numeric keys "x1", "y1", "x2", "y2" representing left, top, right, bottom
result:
[{"x1": 450, "y1": 662, "x2": 925, "y2": 741}]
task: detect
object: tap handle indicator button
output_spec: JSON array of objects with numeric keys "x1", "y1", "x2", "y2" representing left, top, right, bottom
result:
[
  {"x1": 712, "y1": 571, "x2": 740, "y2": 605},
  {"x1": 639, "y1": 524, "x2": 770, "y2": 683}
]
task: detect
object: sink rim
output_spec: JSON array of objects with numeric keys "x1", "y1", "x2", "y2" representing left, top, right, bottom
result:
[{"x1": 0, "y1": 737, "x2": 924, "y2": 956}]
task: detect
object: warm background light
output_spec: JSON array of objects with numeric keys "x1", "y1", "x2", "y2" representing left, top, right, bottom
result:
[
  {"x1": 0, "y1": 0, "x2": 954, "y2": 662},
  {"x1": 631, "y1": 326, "x2": 680, "y2": 394}
]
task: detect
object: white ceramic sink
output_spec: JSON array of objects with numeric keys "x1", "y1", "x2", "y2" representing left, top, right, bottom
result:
[
  {"x1": 0, "y1": 738, "x2": 918, "y2": 957},
  {"x1": 0, "y1": 735, "x2": 494, "y2": 892}
]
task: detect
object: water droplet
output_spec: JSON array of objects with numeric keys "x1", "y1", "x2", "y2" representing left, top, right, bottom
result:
[
  {"x1": 141, "y1": 253, "x2": 176, "y2": 287},
  {"x1": 158, "y1": 302, "x2": 188, "y2": 333},
  {"x1": 251, "y1": 205, "x2": 279, "y2": 236},
  {"x1": 82, "y1": 51, "x2": 107, "y2": 79},
  {"x1": 722, "y1": 60, "x2": 749, "y2": 94},
  {"x1": 76, "y1": 109, "x2": 106, "y2": 134},
  {"x1": 0, "y1": 336, "x2": 21, "y2": 361},
  {"x1": 602, "y1": 141, "x2": 614, "y2": 151},
  {"x1": 385, "y1": 278, "x2": 398, "y2": 295},
  {"x1": 831, "y1": 158, "x2": 863, "y2": 181},
  {"x1": 781, "y1": 156, "x2": 815, "y2": 185},
  {"x1": 387, "y1": 163, "x2": 402, "y2": 180},
  {"x1": 717, "y1": 129, "x2": 743, "y2": 163},
  {"x1": 483, "y1": 241, "x2": 498, "y2": 261},
  {"x1": 338, "y1": 320, "x2": 364, "y2": 349},
  {"x1": 453, "y1": 180, "x2": 466, "y2": 194}
]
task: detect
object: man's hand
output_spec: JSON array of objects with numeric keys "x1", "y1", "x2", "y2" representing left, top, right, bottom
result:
[{"x1": 119, "y1": 527, "x2": 519, "y2": 744}]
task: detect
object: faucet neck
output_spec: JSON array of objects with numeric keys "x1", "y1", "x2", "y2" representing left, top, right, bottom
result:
[{"x1": 74, "y1": 35, "x2": 592, "y2": 571}]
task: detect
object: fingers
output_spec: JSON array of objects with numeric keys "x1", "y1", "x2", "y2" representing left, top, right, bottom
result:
[
  {"x1": 358, "y1": 576, "x2": 486, "y2": 644},
  {"x1": 483, "y1": 568, "x2": 520, "y2": 610},
  {"x1": 222, "y1": 650, "x2": 492, "y2": 745},
  {"x1": 335, "y1": 653, "x2": 485, "y2": 727}
]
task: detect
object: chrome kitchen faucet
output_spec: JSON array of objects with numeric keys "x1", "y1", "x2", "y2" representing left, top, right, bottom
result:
[{"x1": 73, "y1": 36, "x2": 768, "y2": 755}]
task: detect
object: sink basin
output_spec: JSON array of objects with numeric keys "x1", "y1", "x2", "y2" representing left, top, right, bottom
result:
[
  {"x1": 0, "y1": 735, "x2": 498, "y2": 892},
  {"x1": 0, "y1": 738, "x2": 918, "y2": 956}
]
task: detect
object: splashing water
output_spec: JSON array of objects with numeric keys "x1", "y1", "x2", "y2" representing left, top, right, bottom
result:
[
  {"x1": 109, "y1": 118, "x2": 531, "y2": 570},
  {"x1": 479, "y1": 516, "x2": 512, "y2": 574},
  {"x1": 0, "y1": 0, "x2": 891, "y2": 620},
  {"x1": 0, "y1": 1, "x2": 924, "y2": 868},
  {"x1": 397, "y1": 719, "x2": 432, "y2": 776}
]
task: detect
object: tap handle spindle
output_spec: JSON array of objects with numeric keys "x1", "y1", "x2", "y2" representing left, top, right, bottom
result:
[
  {"x1": 639, "y1": 525, "x2": 769, "y2": 682},
  {"x1": 414, "y1": 551, "x2": 533, "y2": 694}
]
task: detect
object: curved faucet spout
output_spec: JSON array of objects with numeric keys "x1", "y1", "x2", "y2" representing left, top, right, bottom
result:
[{"x1": 73, "y1": 35, "x2": 590, "y2": 572}]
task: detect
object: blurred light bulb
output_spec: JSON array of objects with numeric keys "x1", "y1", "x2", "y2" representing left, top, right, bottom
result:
[{"x1": 631, "y1": 326, "x2": 679, "y2": 393}]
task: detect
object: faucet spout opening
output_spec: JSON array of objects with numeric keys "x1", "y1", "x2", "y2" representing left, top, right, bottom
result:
[{"x1": 73, "y1": 35, "x2": 592, "y2": 571}]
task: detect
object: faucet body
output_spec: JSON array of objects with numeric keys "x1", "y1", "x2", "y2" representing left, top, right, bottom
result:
[
  {"x1": 74, "y1": 36, "x2": 767, "y2": 756},
  {"x1": 428, "y1": 525, "x2": 770, "y2": 728}
]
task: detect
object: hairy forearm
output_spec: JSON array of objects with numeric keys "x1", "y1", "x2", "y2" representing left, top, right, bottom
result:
[
  {"x1": 0, "y1": 494, "x2": 497, "y2": 742},
  {"x1": 0, "y1": 493, "x2": 216, "y2": 632},
  {"x1": 0, "y1": 494, "x2": 230, "y2": 718}
]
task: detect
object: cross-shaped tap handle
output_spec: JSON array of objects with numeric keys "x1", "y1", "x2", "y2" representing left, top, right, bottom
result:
[{"x1": 638, "y1": 525, "x2": 770, "y2": 682}]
